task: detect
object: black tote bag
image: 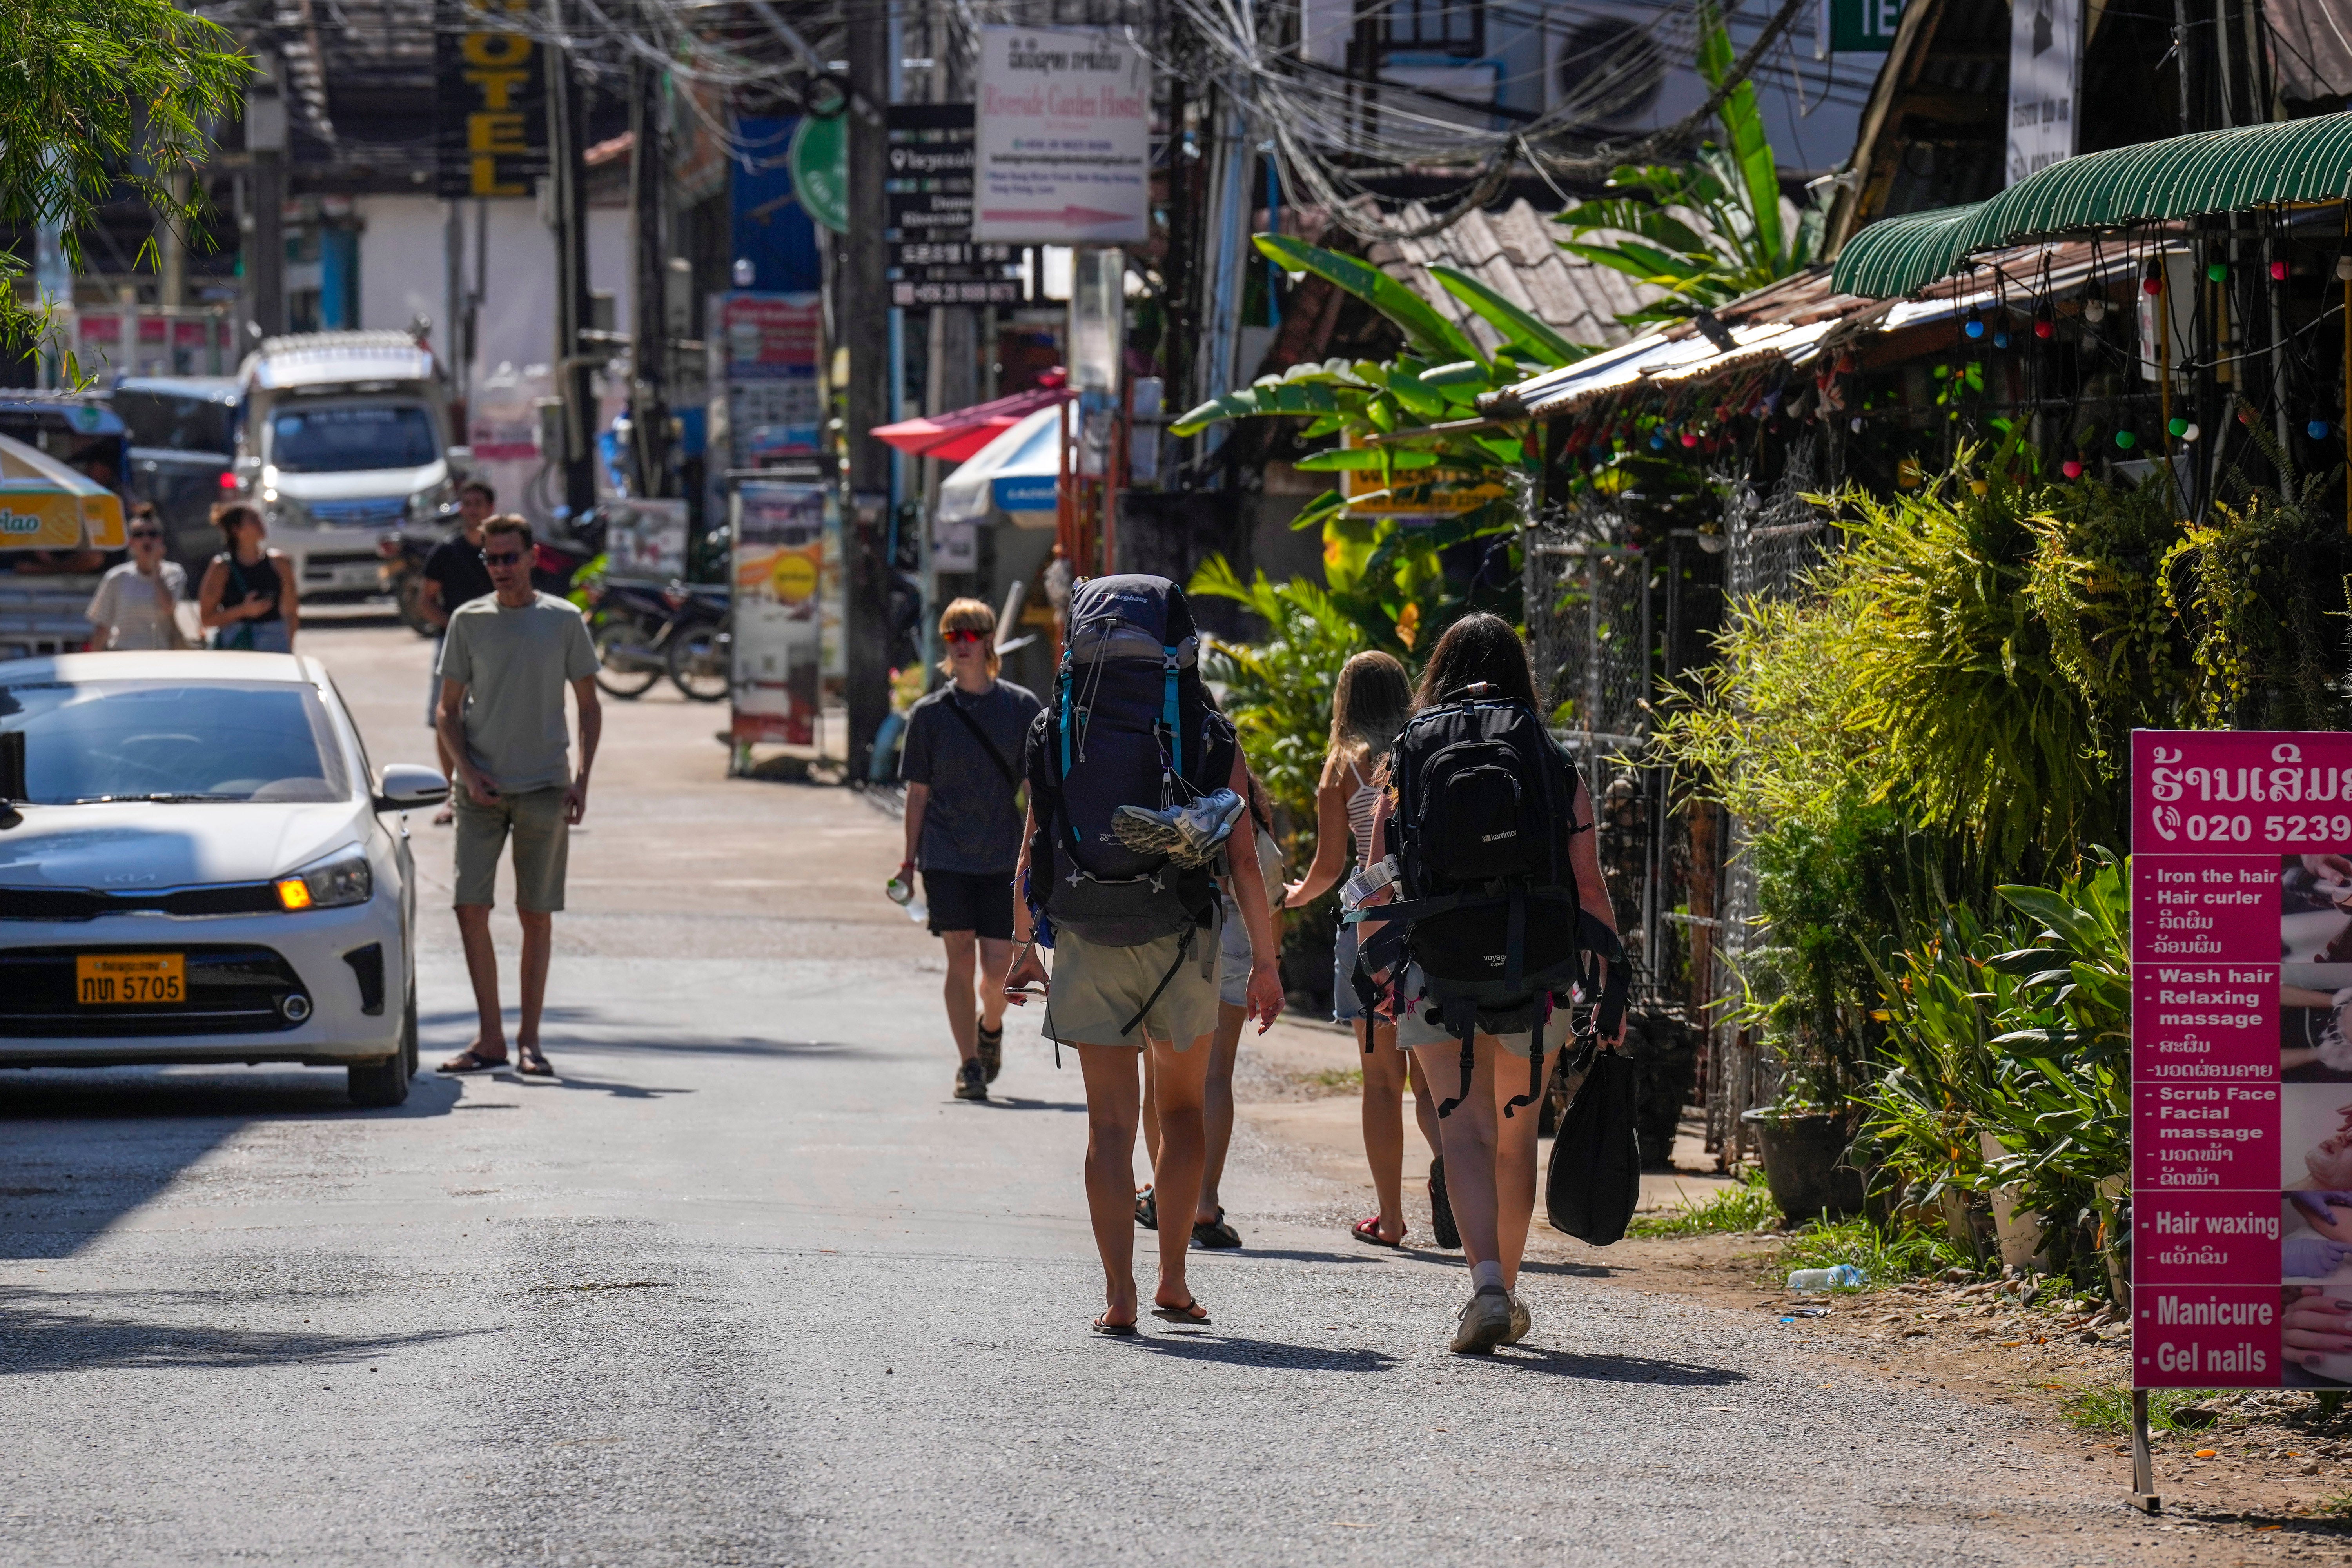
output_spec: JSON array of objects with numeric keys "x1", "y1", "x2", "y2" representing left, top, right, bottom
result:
[{"x1": 1544, "y1": 1046, "x2": 1642, "y2": 1245}]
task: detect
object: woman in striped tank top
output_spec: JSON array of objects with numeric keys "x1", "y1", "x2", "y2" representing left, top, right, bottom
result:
[{"x1": 1283, "y1": 650, "x2": 1455, "y2": 1250}]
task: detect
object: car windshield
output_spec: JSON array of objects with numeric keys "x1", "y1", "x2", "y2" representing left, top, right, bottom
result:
[
  {"x1": 0, "y1": 679, "x2": 351, "y2": 805},
  {"x1": 114, "y1": 389, "x2": 236, "y2": 456},
  {"x1": 267, "y1": 404, "x2": 438, "y2": 473}
]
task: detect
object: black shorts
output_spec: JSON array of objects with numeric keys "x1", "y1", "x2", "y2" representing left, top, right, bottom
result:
[{"x1": 923, "y1": 869, "x2": 1014, "y2": 940}]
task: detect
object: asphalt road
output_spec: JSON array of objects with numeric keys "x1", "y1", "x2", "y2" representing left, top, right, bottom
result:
[{"x1": 2, "y1": 618, "x2": 2153, "y2": 1566}]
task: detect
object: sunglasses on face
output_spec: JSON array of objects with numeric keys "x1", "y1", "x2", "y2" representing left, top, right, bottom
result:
[
  {"x1": 944, "y1": 629, "x2": 989, "y2": 646},
  {"x1": 481, "y1": 550, "x2": 526, "y2": 566}
]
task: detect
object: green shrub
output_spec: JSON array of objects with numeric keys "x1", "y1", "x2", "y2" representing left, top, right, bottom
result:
[{"x1": 1628, "y1": 1168, "x2": 1778, "y2": 1237}]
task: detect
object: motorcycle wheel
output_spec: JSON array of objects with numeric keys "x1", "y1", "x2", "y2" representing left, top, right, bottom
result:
[
  {"x1": 592, "y1": 617, "x2": 661, "y2": 699},
  {"x1": 668, "y1": 622, "x2": 731, "y2": 702},
  {"x1": 394, "y1": 574, "x2": 436, "y2": 639}
]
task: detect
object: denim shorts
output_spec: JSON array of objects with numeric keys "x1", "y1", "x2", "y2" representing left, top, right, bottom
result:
[
  {"x1": 1332, "y1": 923, "x2": 1364, "y2": 1023},
  {"x1": 1216, "y1": 897, "x2": 1252, "y2": 1009}
]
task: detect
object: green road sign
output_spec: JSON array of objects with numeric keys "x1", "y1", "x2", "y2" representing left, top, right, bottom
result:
[
  {"x1": 1828, "y1": 0, "x2": 1905, "y2": 51},
  {"x1": 789, "y1": 114, "x2": 849, "y2": 235}
]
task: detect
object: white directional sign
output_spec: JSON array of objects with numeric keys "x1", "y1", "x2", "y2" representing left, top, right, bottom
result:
[
  {"x1": 2006, "y1": 0, "x2": 2079, "y2": 185},
  {"x1": 972, "y1": 25, "x2": 1151, "y2": 246}
]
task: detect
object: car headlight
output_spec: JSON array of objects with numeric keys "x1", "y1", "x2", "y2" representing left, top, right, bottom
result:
[
  {"x1": 277, "y1": 847, "x2": 372, "y2": 910},
  {"x1": 408, "y1": 478, "x2": 455, "y2": 521}
]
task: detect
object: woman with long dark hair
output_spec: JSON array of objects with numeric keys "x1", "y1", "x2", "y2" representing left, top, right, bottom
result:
[
  {"x1": 198, "y1": 503, "x2": 298, "y2": 653},
  {"x1": 1357, "y1": 613, "x2": 1622, "y2": 1352},
  {"x1": 1284, "y1": 649, "x2": 1454, "y2": 1249}
]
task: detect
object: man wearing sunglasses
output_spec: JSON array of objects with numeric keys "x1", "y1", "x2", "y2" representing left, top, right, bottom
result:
[
  {"x1": 899, "y1": 597, "x2": 1042, "y2": 1101},
  {"x1": 433, "y1": 514, "x2": 602, "y2": 1080},
  {"x1": 85, "y1": 504, "x2": 188, "y2": 650}
]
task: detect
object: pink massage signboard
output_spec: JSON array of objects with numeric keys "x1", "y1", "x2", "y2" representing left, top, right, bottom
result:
[{"x1": 2132, "y1": 731, "x2": 2352, "y2": 1389}]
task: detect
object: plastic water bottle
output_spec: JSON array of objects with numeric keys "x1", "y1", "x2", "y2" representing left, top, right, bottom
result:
[
  {"x1": 1339, "y1": 855, "x2": 1401, "y2": 913},
  {"x1": 1787, "y1": 1263, "x2": 1867, "y2": 1292},
  {"x1": 885, "y1": 871, "x2": 927, "y2": 925}
]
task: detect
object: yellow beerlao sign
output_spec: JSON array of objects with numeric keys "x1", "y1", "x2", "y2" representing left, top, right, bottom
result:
[{"x1": 771, "y1": 551, "x2": 819, "y2": 604}]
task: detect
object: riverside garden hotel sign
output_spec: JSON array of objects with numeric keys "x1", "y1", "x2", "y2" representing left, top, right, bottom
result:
[{"x1": 2132, "y1": 731, "x2": 2352, "y2": 1392}]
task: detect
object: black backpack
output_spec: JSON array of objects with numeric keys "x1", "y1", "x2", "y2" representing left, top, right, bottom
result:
[
  {"x1": 1352, "y1": 690, "x2": 1628, "y2": 1120},
  {"x1": 1031, "y1": 575, "x2": 1227, "y2": 951}
]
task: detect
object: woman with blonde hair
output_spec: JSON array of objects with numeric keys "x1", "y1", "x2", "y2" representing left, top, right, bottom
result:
[
  {"x1": 1283, "y1": 649, "x2": 1453, "y2": 1249},
  {"x1": 898, "y1": 596, "x2": 1043, "y2": 1100}
]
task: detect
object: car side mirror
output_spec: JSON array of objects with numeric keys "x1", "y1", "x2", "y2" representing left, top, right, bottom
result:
[{"x1": 374, "y1": 763, "x2": 449, "y2": 812}]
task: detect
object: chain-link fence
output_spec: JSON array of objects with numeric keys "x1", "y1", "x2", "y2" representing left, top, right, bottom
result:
[{"x1": 1703, "y1": 436, "x2": 1829, "y2": 1167}]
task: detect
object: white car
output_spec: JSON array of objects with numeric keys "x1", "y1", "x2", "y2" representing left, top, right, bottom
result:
[{"x1": 0, "y1": 651, "x2": 445, "y2": 1105}]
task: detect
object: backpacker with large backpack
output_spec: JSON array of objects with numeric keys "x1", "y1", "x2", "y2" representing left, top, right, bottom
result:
[
  {"x1": 1025, "y1": 575, "x2": 1236, "y2": 1036},
  {"x1": 1348, "y1": 684, "x2": 1628, "y2": 1122}
]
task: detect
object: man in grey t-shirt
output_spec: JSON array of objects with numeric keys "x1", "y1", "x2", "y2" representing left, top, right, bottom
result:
[
  {"x1": 898, "y1": 597, "x2": 1042, "y2": 1101},
  {"x1": 433, "y1": 515, "x2": 602, "y2": 1081}
]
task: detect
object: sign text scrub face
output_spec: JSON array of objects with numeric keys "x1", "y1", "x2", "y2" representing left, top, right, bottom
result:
[{"x1": 2133, "y1": 732, "x2": 2352, "y2": 1390}]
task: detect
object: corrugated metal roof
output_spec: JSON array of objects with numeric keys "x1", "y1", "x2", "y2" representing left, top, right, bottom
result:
[
  {"x1": 1834, "y1": 113, "x2": 2352, "y2": 298},
  {"x1": 1489, "y1": 239, "x2": 2140, "y2": 419},
  {"x1": 1368, "y1": 199, "x2": 1668, "y2": 356}
]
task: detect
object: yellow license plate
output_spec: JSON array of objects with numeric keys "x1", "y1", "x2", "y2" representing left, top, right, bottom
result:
[{"x1": 76, "y1": 953, "x2": 186, "y2": 1006}]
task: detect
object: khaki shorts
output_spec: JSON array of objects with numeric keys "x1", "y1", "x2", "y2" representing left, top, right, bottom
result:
[
  {"x1": 1043, "y1": 923, "x2": 1221, "y2": 1048},
  {"x1": 453, "y1": 785, "x2": 570, "y2": 912}
]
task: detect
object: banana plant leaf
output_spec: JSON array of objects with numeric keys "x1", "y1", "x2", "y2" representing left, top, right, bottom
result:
[
  {"x1": 1426, "y1": 266, "x2": 1590, "y2": 369},
  {"x1": 1255, "y1": 234, "x2": 1485, "y2": 366}
]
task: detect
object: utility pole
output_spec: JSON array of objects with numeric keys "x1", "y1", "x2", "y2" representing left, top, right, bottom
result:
[
  {"x1": 246, "y1": 54, "x2": 288, "y2": 340},
  {"x1": 546, "y1": 0, "x2": 597, "y2": 519},
  {"x1": 844, "y1": 4, "x2": 892, "y2": 775},
  {"x1": 628, "y1": 45, "x2": 670, "y2": 497}
]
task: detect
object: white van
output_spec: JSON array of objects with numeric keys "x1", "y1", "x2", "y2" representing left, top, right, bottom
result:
[{"x1": 233, "y1": 332, "x2": 459, "y2": 600}]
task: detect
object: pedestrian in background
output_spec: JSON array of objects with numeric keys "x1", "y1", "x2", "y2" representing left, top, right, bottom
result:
[
  {"x1": 85, "y1": 504, "x2": 187, "y2": 650},
  {"x1": 198, "y1": 503, "x2": 297, "y2": 653},
  {"x1": 1283, "y1": 650, "x2": 1450, "y2": 1250},
  {"x1": 898, "y1": 597, "x2": 1042, "y2": 1102},
  {"x1": 1355, "y1": 615, "x2": 1621, "y2": 1353},
  {"x1": 1135, "y1": 766, "x2": 1283, "y2": 1249},
  {"x1": 434, "y1": 514, "x2": 602, "y2": 1081},
  {"x1": 420, "y1": 477, "x2": 498, "y2": 825}
]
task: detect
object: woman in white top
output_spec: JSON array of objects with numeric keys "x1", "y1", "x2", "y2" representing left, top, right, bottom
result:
[
  {"x1": 85, "y1": 505, "x2": 187, "y2": 650},
  {"x1": 1283, "y1": 650, "x2": 1449, "y2": 1249}
]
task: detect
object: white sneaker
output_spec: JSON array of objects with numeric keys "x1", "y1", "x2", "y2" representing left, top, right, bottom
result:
[
  {"x1": 1451, "y1": 1284, "x2": 1513, "y2": 1354},
  {"x1": 1503, "y1": 1291, "x2": 1532, "y2": 1345},
  {"x1": 1111, "y1": 789, "x2": 1244, "y2": 866}
]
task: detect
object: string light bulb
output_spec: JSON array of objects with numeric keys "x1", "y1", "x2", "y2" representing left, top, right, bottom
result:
[
  {"x1": 2205, "y1": 260, "x2": 2229, "y2": 283},
  {"x1": 2142, "y1": 263, "x2": 2164, "y2": 296},
  {"x1": 2270, "y1": 260, "x2": 2290, "y2": 282},
  {"x1": 2116, "y1": 429, "x2": 2138, "y2": 450},
  {"x1": 2062, "y1": 458, "x2": 2085, "y2": 478},
  {"x1": 2311, "y1": 420, "x2": 2334, "y2": 440},
  {"x1": 1963, "y1": 309, "x2": 1986, "y2": 339},
  {"x1": 2084, "y1": 298, "x2": 2108, "y2": 323}
]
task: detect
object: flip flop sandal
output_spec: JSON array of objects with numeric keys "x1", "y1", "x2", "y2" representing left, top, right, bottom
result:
[
  {"x1": 437, "y1": 1049, "x2": 506, "y2": 1074},
  {"x1": 1091, "y1": 1312, "x2": 1138, "y2": 1336},
  {"x1": 1352, "y1": 1216, "x2": 1406, "y2": 1248},
  {"x1": 1191, "y1": 1208, "x2": 1242, "y2": 1249},
  {"x1": 1134, "y1": 1186, "x2": 1157, "y2": 1230},
  {"x1": 514, "y1": 1051, "x2": 555, "y2": 1079},
  {"x1": 1150, "y1": 1298, "x2": 1210, "y2": 1325}
]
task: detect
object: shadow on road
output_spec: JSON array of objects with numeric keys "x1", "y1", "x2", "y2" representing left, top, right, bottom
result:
[
  {"x1": 0, "y1": 1068, "x2": 460, "y2": 1261},
  {"x1": 1112, "y1": 1331, "x2": 1398, "y2": 1372},
  {"x1": 1495, "y1": 1345, "x2": 1749, "y2": 1385},
  {"x1": 0, "y1": 1287, "x2": 487, "y2": 1375}
]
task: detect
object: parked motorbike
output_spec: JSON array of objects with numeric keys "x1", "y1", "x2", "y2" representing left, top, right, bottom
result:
[
  {"x1": 377, "y1": 526, "x2": 445, "y2": 638},
  {"x1": 584, "y1": 577, "x2": 731, "y2": 702}
]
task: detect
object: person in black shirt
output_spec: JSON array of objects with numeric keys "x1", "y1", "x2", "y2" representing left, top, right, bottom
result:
[
  {"x1": 898, "y1": 598, "x2": 1042, "y2": 1102},
  {"x1": 420, "y1": 479, "x2": 499, "y2": 824},
  {"x1": 197, "y1": 503, "x2": 296, "y2": 652}
]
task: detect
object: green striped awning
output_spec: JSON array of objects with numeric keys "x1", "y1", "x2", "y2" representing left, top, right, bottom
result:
[
  {"x1": 1829, "y1": 205, "x2": 1984, "y2": 299},
  {"x1": 1832, "y1": 112, "x2": 2352, "y2": 298}
]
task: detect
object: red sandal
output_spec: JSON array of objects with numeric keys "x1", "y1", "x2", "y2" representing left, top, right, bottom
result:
[{"x1": 1351, "y1": 1216, "x2": 1406, "y2": 1248}]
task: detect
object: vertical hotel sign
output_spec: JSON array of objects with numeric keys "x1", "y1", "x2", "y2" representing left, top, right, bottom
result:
[
  {"x1": 2132, "y1": 731, "x2": 2352, "y2": 1394},
  {"x1": 436, "y1": 0, "x2": 548, "y2": 200}
]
